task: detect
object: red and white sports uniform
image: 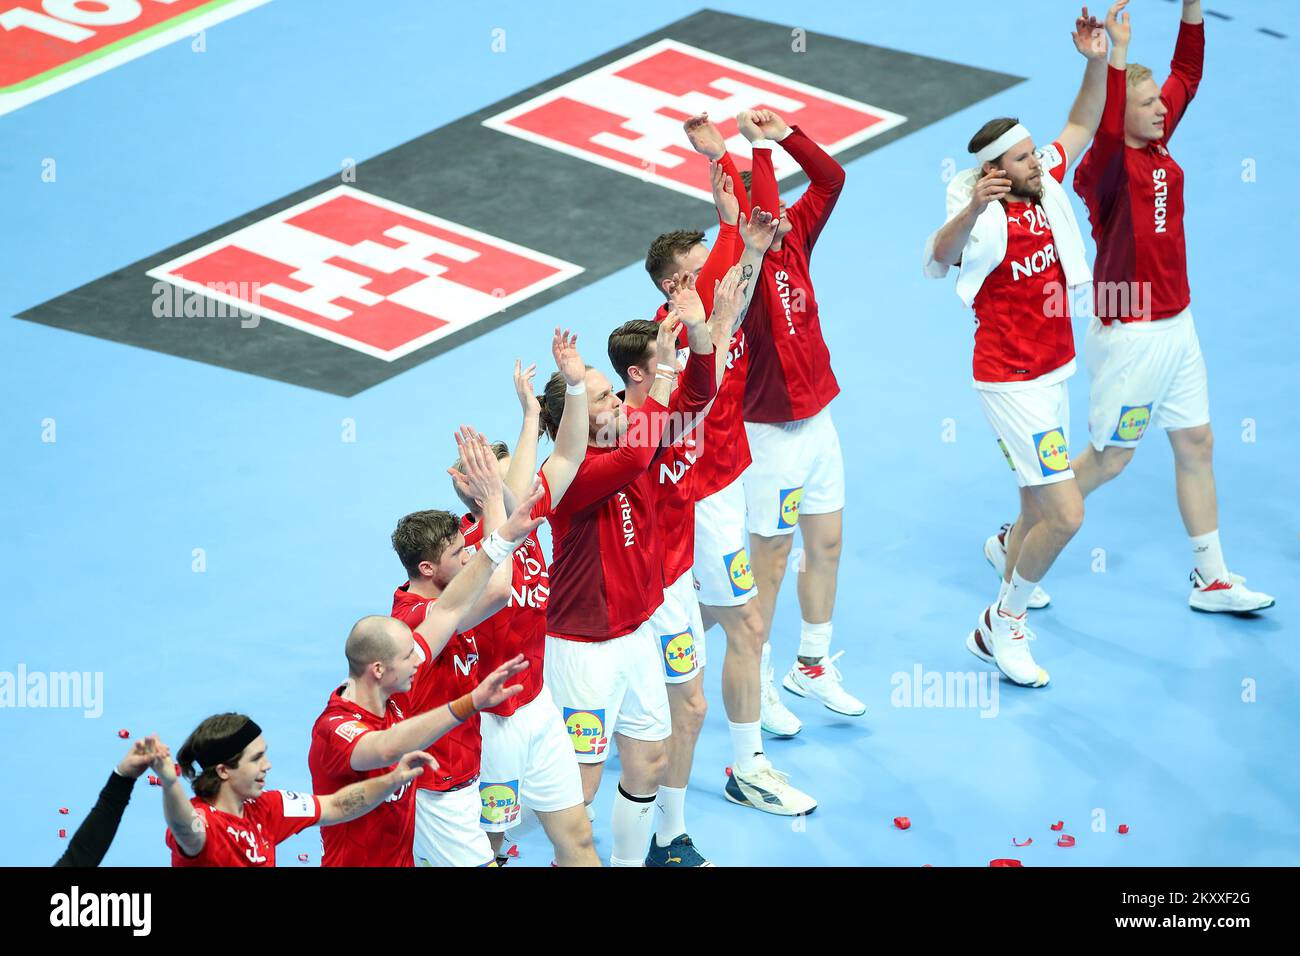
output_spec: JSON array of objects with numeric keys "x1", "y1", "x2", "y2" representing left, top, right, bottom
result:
[
  {"x1": 742, "y1": 126, "x2": 846, "y2": 535},
  {"x1": 1075, "y1": 21, "x2": 1209, "y2": 449},
  {"x1": 390, "y1": 590, "x2": 492, "y2": 867},
  {"x1": 969, "y1": 141, "x2": 1077, "y2": 488},
  {"x1": 544, "y1": 349, "x2": 716, "y2": 762},
  {"x1": 307, "y1": 689, "x2": 415, "y2": 868},
  {"x1": 167, "y1": 790, "x2": 320, "y2": 867},
  {"x1": 460, "y1": 493, "x2": 583, "y2": 830}
]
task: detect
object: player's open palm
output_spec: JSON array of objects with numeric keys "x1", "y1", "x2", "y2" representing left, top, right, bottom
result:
[
  {"x1": 149, "y1": 741, "x2": 178, "y2": 785},
  {"x1": 668, "y1": 272, "x2": 707, "y2": 329},
  {"x1": 684, "y1": 113, "x2": 726, "y2": 160},
  {"x1": 710, "y1": 265, "x2": 749, "y2": 335},
  {"x1": 513, "y1": 360, "x2": 539, "y2": 418},
  {"x1": 500, "y1": 479, "x2": 546, "y2": 542},
  {"x1": 471, "y1": 653, "x2": 529, "y2": 710},
  {"x1": 1071, "y1": 6, "x2": 1107, "y2": 58},
  {"x1": 1106, "y1": 0, "x2": 1131, "y2": 46},
  {"x1": 552, "y1": 327, "x2": 585, "y2": 385},
  {"x1": 710, "y1": 160, "x2": 740, "y2": 225},
  {"x1": 656, "y1": 311, "x2": 683, "y2": 369},
  {"x1": 452, "y1": 427, "x2": 501, "y2": 509},
  {"x1": 740, "y1": 207, "x2": 779, "y2": 252}
]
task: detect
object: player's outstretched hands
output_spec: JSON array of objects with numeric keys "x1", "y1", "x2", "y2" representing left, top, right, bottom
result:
[
  {"x1": 552, "y1": 327, "x2": 585, "y2": 386},
  {"x1": 513, "y1": 359, "x2": 539, "y2": 420},
  {"x1": 970, "y1": 167, "x2": 1012, "y2": 213},
  {"x1": 149, "y1": 740, "x2": 179, "y2": 786},
  {"x1": 449, "y1": 426, "x2": 502, "y2": 510},
  {"x1": 1106, "y1": 0, "x2": 1131, "y2": 47},
  {"x1": 684, "y1": 113, "x2": 726, "y2": 160},
  {"x1": 499, "y1": 479, "x2": 547, "y2": 544},
  {"x1": 117, "y1": 734, "x2": 160, "y2": 779},
  {"x1": 709, "y1": 160, "x2": 740, "y2": 226},
  {"x1": 656, "y1": 311, "x2": 683, "y2": 370},
  {"x1": 739, "y1": 206, "x2": 779, "y2": 253},
  {"x1": 471, "y1": 653, "x2": 530, "y2": 710},
  {"x1": 710, "y1": 264, "x2": 750, "y2": 329},
  {"x1": 751, "y1": 109, "x2": 790, "y2": 141},
  {"x1": 390, "y1": 752, "x2": 438, "y2": 786},
  {"x1": 667, "y1": 271, "x2": 707, "y2": 330},
  {"x1": 1071, "y1": 6, "x2": 1107, "y2": 58}
]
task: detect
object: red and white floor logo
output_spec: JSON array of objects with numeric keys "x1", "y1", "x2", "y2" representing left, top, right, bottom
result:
[
  {"x1": 146, "y1": 186, "x2": 583, "y2": 361},
  {"x1": 482, "y1": 39, "x2": 906, "y2": 201}
]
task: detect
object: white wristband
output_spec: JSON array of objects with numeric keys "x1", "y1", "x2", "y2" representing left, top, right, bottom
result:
[
  {"x1": 480, "y1": 530, "x2": 515, "y2": 566},
  {"x1": 655, "y1": 363, "x2": 677, "y2": 374},
  {"x1": 565, "y1": 381, "x2": 586, "y2": 395}
]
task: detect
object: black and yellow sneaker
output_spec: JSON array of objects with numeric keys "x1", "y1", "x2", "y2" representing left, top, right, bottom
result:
[{"x1": 645, "y1": 834, "x2": 714, "y2": 867}]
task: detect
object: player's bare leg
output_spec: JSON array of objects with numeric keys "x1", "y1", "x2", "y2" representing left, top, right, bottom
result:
[
  {"x1": 1070, "y1": 443, "x2": 1136, "y2": 497},
  {"x1": 648, "y1": 672, "x2": 710, "y2": 865},
  {"x1": 536, "y1": 805, "x2": 600, "y2": 867},
  {"x1": 986, "y1": 492, "x2": 1053, "y2": 609},
  {"x1": 605, "y1": 734, "x2": 665, "y2": 867},
  {"x1": 702, "y1": 602, "x2": 764, "y2": 733}
]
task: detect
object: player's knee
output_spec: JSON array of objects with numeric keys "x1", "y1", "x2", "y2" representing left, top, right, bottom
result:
[
  {"x1": 1174, "y1": 426, "x2": 1213, "y2": 466},
  {"x1": 1052, "y1": 496, "x2": 1084, "y2": 539},
  {"x1": 679, "y1": 684, "x2": 707, "y2": 735},
  {"x1": 1101, "y1": 447, "x2": 1135, "y2": 481},
  {"x1": 806, "y1": 530, "x2": 842, "y2": 565}
]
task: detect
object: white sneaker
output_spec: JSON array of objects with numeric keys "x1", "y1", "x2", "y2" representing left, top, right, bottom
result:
[
  {"x1": 969, "y1": 604, "x2": 1049, "y2": 687},
  {"x1": 724, "y1": 756, "x2": 817, "y2": 816},
  {"x1": 1189, "y1": 569, "x2": 1275, "y2": 612},
  {"x1": 782, "y1": 650, "x2": 867, "y2": 716},
  {"x1": 760, "y1": 646, "x2": 802, "y2": 737},
  {"x1": 984, "y1": 523, "x2": 1051, "y2": 609}
]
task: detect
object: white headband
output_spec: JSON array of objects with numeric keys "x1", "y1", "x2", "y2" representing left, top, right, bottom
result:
[{"x1": 973, "y1": 123, "x2": 1032, "y2": 164}]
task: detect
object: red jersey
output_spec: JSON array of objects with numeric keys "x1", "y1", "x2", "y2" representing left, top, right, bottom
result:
[
  {"x1": 308, "y1": 688, "x2": 415, "y2": 867},
  {"x1": 744, "y1": 126, "x2": 844, "y2": 423},
  {"x1": 167, "y1": 790, "x2": 320, "y2": 867},
  {"x1": 971, "y1": 142, "x2": 1075, "y2": 384},
  {"x1": 459, "y1": 479, "x2": 552, "y2": 718},
  {"x1": 1074, "y1": 22, "x2": 1204, "y2": 323},
  {"x1": 390, "y1": 589, "x2": 481, "y2": 791},
  {"x1": 545, "y1": 349, "x2": 716, "y2": 641},
  {"x1": 654, "y1": 431, "x2": 702, "y2": 586}
]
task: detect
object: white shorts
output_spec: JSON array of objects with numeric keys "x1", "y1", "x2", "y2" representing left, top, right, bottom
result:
[
  {"x1": 692, "y1": 475, "x2": 757, "y2": 607},
  {"x1": 543, "y1": 621, "x2": 672, "y2": 764},
  {"x1": 477, "y1": 684, "x2": 584, "y2": 831},
  {"x1": 414, "y1": 784, "x2": 494, "y2": 867},
  {"x1": 743, "y1": 407, "x2": 845, "y2": 537},
  {"x1": 976, "y1": 380, "x2": 1073, "y2": 488},
  {"x1": 1085, "y1": 307, "x2": 1210, "y2": 451},
  {"x1": 646, "y1": 570, "x2": 708, "y2": 685}
]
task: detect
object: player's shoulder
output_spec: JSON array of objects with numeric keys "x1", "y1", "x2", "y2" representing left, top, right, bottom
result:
[{"x1": 1037, "y1": 140, "x2": 1068, "y2": 179}]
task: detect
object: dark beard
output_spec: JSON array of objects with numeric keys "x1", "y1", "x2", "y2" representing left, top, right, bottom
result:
[{"x1": 1009, "y1": 176, "x2": 1044, "y2": 202}]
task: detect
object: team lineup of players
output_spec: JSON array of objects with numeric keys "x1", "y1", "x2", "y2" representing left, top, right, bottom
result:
[{"x1": 144, "y1": 0, "x2": 1271, "y2": 867}]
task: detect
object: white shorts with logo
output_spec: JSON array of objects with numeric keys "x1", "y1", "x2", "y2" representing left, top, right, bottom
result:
[
  {"x1": 414, "y1": 783, "x2": 494, "y2": 867},
  {"x1": 976, "y1": 374, "x2": 1074, "y2": 488},
  {"x1": 692, "y1": 475, "x2": 757, "y2": 607},
  {"x1": 1085, "y1": 307, "x2": 1210, "y2": 451},
  {"x1": 543, "y1": 621, "x2": 672, "y2": 764},
  {"x1": 647, "y1": 570, "x2": 707, "y2": 685},
  {"x1": 743, "y1": 407, "x2": 846, "y2": 537},
  {"x1": 477, "y1": 683, "x2": 584, "y2": 831}
]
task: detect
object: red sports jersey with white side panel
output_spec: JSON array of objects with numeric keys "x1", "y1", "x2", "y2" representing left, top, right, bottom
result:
[
  {"x1": 307, "y1": 691, "x2": 415, "y2": 867},
  {"x1": 653, "y1": 428, "x2": 702, "y2": 586},
  {"x1": 460, "y1": 479, "x2": 551, "y2": 717},
  {"x1": 167, "y1": 790, "x2": 320, "y2": 867},
  {"x1": 546, "y1": 349, "x2": 716, "y2": 641},
  {"x1": 1074, "y1": 22, "x2": 1203, "y2": 323},
  {"x1": 744, "y1": 126, "x2": 844, "y2": 423},
  {"x1": 390, "y1": 591, "x2": 481, "y2": 790},
  {"x1": 971, "y1": 141, "x2": 1075, "y2": 385}
]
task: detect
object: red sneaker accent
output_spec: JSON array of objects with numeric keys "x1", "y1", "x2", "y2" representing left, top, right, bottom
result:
[
  {"x1": 799, "y1": 664, "x2": 826, "y2": 678},
  {"x1": 1199, "y1": 578, "x2": 1233, "y2": 592},
  {"x1": 973, "y1": 629, "x2": 994, "y2": 657}
]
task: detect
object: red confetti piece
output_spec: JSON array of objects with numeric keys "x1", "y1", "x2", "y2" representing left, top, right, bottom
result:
[
  {"x1": 147, "y1": 775, "x2": 161, "y2": 787},
  {"x1": 297, "y1": 853, "x2": 309, "y2": 863},
  {"x1": 1118, "y1": 824, "x2": 1129, "y2": 835},
  {"x1": 989, "y1": 859, "x2": 1023, "y2": 867},
  {"x1": 118, "y1": 730, "x2": 130, "y2": 739},
  {"x1": 506, "y1": 845, "x2": 520, "y2": 858},
  {"x1": 174, "y1": 763, "x2": 181, "y2": 777},
  {"x1": 1056, "y1": 834, "x2": 1076, "y2": 848},
  {"x1": 1012, "y1": 836, "x2": 1033, "y2": 847},
  {"x1": 1050, "y1": 820, "x2": 1064, "y2": 831},
  {"x1": 893, "y1": 816, "x2": 911, "y2": 830},
  {"x1": 58, "y1": 829, "x2": 67, "y2": 838},
  {"x1": 58, "y1": 807, "x2": 69, "y2": 815},
  {"x1": 724, "y1": 766, "x2": 733, "y2": 777}
]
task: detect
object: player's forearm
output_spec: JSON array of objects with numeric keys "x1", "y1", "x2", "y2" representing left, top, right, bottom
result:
[
  {"x1": 780, "y1": 126, "x2": 845, "y2": 195},
  {"x1": 54, "y1": 771, "x2": 135, "y2": 867},
  {"x1": 749, "y1": 146, "x2": 781, "y2": 220},
  {"x1": 503, "y1": 415, "x2": 540, "y2": 503},
  {"x1": 160, "y1": 779, "x2": 203, "y2": 855},
  {"x1": 932, "y1": 205, "x2": 979, "y2": 268},
  {"x1": 355, "y1": 708, "x2": 457, "y2": 771},
  {"x1": 424, "y1": 546, "x2": 499, "y2": 637},
  {"x1": 543, "y1": 385, "x2": 589, "y2": 505},
  {"x1": 1181, "y1": 0, "x2": 1202, "y2": 26},
  {"x1": 321, "y1": 773, "x2": 400, "y2": 825},
  {"x1": 1096, "y1": 60, "x2": 1128, "y2": 150},
  {"x1": 1068, "y1": 56, "x2": 1108, "y2": 137},
  {"x1": 719, "y1": 152, "x2": 751, "y2": 218},
  {"x1": 696, "y1": 223, "x2": 739, "y2": 315},
  {"x1": 728, "y1": 249, "x2": 764, "y2": 332}
]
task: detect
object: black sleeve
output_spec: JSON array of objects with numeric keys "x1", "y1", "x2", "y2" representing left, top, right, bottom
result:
[{"x1": 53, "y1": 770, "x2": 137, "y2": 868}]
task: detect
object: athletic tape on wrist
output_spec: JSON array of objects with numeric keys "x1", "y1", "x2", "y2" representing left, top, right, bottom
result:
[
  {"x1": 655, "y1": 363, "x2": 677, "y2": 374},
  {"x1": 565, "y1": 381, "x2": 586, "y2": 395},
  {"x1": 447, "y1": 694, "x2": 476, "y2": 723},
  {"x1": 480, "y1": 530, "x2": 514, "y2": 565}
]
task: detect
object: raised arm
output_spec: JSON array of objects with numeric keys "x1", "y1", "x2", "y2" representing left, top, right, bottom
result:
[
  {"x1": 151, "y1": 742, "x2": 205, "y2": 858},
  {"x1": 56, "y1": 737, "x2": 156, "y2": 867},
  {"x1": 1162, "y1": 0, "x2": 1204, "y2": 139},
  {"x1": 348, "y1": 656, "x2": 529, "y2": 771},
  {"x1": 752, "y1": 110, "x2": 845, "y2": 250},
  {"x1": 1056, "y1": 5, "x2": 1111, "y2": 169},
  {"x1": 539, "y1": 328, "x2": 589, "y2": 507},
  {"x1": 503, "y1": 360, "x2": 540, "y2": 503},
  {"x1": 318, "y1": 752, "x2": 435, "y2": 825}
]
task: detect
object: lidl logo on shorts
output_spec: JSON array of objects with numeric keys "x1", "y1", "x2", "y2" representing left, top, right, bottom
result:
[
  {"x1": 725, "y1": 548, "x2": 756, "y2": 596},
  {"x1": 1112, "y1": 404, "x2": 1152, "y2": 443},
  {"x1": 659, "y1": 630, "x2": 698, "y2": 678},
  {"x1": 563, "y1": 708, "x2": 608, "y2": 756},
  {"x1": 478, "y1": 780, "x2": 521, "y2": 827},
  {"x1": 997, "y1": 438, "x2": 1016, "y2": 471},
  {"x1": 778, "y1": 487, "x2": 804, "y2": 530},
  {"x1": 1032, "y1": 428, "x2": 1070, "y2": 476}
]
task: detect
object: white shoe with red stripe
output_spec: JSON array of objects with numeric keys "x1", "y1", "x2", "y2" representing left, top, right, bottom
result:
[
  {"x1": 782, "y1": 651, "x2": 866, "y2": 716},
  {"x1": 1189, "y1": 570, "x2": 1275, "y2": 612},
  {"x1": 984, "y1": 524, "x2": 1051, "y2": 609},
  {"x1": 967, "y1": 604, "x2": 1049, "y2": 688}
]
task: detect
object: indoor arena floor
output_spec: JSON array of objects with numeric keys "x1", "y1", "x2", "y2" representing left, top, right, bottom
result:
[{"x1": 2, "y1": 0, "x2": 1296, "y2": 866}]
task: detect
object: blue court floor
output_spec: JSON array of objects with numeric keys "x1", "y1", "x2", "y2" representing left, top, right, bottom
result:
[{"x1": 2, "y1": 0, "x2": 1296, "y2": 866}]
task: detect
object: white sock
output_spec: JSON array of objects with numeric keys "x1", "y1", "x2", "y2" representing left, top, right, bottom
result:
[
  {"x1": 999, "y1": 569, "x2": 1037, "y2": 618},
  {"x1": 610, "y1": 784, "x2": 656, "y2": 866},
  {"x1": 729, "y1": 720, "x2": 764, "y2": 773},
  {"x1": 997, "y1": 577, "x2": 1011, "y2": 605},
  {"x1": 585, "y1": 802, "x2": 596, "y2": 823},
  {"x1": 1190, "y1": 529, "x2": 1228, "y2": 583},
  {"x1": 798, "y1": 620, "x2": 832, "y2": 660},
  {"x1": 654, "y1": 785, "x2": 687, "y2": 847}
]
